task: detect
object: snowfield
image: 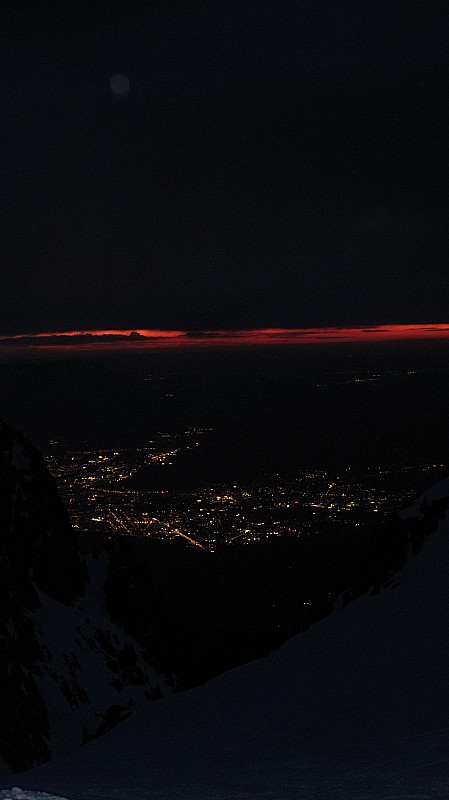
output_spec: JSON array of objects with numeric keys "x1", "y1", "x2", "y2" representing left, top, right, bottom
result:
[{"x1": 3, "y1": 478, "x2": 449, "y2": 799}]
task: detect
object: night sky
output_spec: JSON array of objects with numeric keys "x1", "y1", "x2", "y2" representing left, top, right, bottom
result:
[{"x1": 2, "y1": 1, "x2": 449, "y2": 337}]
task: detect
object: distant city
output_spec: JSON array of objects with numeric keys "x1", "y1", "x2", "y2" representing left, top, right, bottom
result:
[{"x1": 45, "y1": 424, "x2": 446, "y2": 551}]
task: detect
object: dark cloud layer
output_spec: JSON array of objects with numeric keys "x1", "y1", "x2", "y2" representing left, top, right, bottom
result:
[
  {"x1": 0, "y1": 332, "x2": 146, "y2": 347},
  {"x1": 1, "y1": 1, "x2": 449, "y2": 335}
]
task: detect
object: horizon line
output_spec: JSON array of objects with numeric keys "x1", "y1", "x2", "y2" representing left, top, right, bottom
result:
[{"x1": 1, "y1": 324, "x2": 449, "y2": 351}]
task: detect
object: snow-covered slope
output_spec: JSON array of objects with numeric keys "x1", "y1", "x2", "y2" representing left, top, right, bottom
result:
[{"x1": 4, "y1": 477, "x2": 448, "y2": 799}]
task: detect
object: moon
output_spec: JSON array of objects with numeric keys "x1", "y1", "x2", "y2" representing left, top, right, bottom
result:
[{"x1": 110, "y1": 73, "x2": 130, "y2": 96}]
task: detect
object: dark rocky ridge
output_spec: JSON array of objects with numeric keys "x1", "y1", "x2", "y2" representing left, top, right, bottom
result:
[
  {"x1": 0, "y1": 423, "x2": 86, "y2": 606},
  {"x1": 0, "y1": 422, "x2": 166, "y2": 773},
  {"x1": 0, "y1": 422, "x2": 84, "y2": 770}
]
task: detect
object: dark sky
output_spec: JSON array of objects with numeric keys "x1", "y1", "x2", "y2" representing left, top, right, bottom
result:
[{"x1": 1, "y1": 0, "x2": 449, "y2": 335}]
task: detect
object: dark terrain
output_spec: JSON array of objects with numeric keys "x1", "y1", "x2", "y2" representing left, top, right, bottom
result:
[
  {"x1": 1, "y1": 348, "x2": 449, "y2": 481},
  {"x1": 1, "y1": 343, "x2": 449, "y2": 769}
]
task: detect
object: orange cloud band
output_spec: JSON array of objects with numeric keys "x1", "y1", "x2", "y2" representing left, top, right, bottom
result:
[{"x1": 1, "y1": 324, "x2": 449, "y2": 350}]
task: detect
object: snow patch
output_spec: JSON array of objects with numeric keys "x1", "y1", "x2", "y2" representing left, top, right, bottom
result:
[
  {"x1": 0, "y1": 791, "x2": 69, "y2": 800},
  {"x1": 31, "y1": 554, "x2": 166, "y2": 755}
]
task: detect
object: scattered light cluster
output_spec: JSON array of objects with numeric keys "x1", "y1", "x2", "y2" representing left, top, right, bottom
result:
[{"x1": 44, "y1": 435, "x2": 446, "y2": 551}]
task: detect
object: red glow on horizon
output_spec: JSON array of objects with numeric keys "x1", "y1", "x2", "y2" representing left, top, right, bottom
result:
[
  {"x1": 1, "y1": 324, "x2": 449, "y2": 351},
  {"x1": 0, "y1": 329, "x2": 185, "y2": 340}
]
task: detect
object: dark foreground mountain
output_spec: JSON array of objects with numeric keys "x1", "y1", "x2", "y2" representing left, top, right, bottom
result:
[
  {"x1": 5, "y1": 476, "x2": 449, "y2": 800},
  {"x1": 0, "y1": 423, "x2": 167, "y2": 772}
]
